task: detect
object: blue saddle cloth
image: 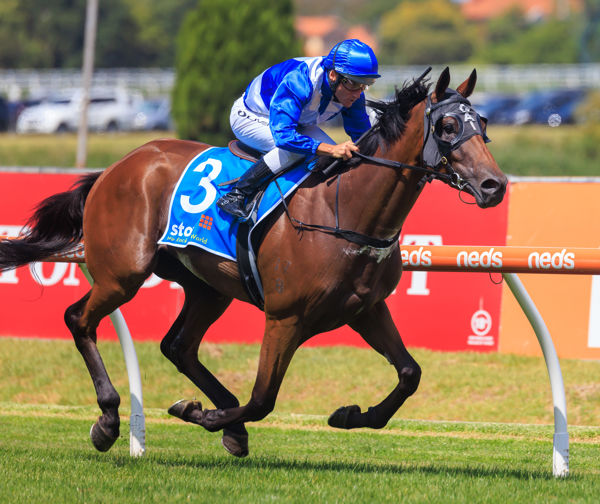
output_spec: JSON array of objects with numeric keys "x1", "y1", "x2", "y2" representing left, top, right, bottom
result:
[{"x1": 157, "y1": 146, "x2": 313, "y2": 260}]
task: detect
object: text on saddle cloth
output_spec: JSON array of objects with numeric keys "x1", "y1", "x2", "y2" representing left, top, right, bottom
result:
[{"x1": 157, "y1": 146, "x2": 313, "y2": 261}]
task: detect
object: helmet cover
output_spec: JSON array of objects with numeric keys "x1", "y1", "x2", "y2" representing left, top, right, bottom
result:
[{"x1": 324, "y1": 39, "x2": 380, "y2": 85}]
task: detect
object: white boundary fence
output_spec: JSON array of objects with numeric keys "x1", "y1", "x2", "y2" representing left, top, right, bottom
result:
[
  {"x1": 45, "y1": 242, "x2": 600, "y2": 476},
  {"x1": 3, "y1": 64, "x2": 600, "y2": 100}
]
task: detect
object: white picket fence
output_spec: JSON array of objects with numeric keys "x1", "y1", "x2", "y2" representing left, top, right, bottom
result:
[{"x1": 2, "y1": 64, "x2": 600, "y2": 100}]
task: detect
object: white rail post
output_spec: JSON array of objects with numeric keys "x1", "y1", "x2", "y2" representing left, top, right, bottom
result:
[
  {"x1": 503, "y1": 272, "x2": 569, "y2": 477},
  {"x1": 78, "y1": 264, "x2": 146, "y2": 457}
]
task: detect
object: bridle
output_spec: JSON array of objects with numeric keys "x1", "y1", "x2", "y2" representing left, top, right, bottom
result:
[
  {"x1": 282, "y1": 76, "x2": 491, "y2": 249},
  {"x1": 344, "y1": 89, "x2": 490, "y2": 196},
  {"x1": 349, "y1": 150, "x2": 467, "y2": 192}
]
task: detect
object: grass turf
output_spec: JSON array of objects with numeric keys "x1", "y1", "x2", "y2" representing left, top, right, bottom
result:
[
  {"x1": 1, "y1": 125, "x2": 600, "y2": 177},
  {"x1": 1, "y1": 407, "x2": 599, "y2": 503}
]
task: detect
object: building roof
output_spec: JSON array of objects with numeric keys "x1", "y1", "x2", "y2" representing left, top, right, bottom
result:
[
  {"x1": 295, "y1": 16, "x2": 378, "y2": 58},
  {"x1": 295, "y1": 16, "x2": 339, "y2": 38},
  {"x1": 460, "y1": 0, "x2": 582, "y2": 21}
]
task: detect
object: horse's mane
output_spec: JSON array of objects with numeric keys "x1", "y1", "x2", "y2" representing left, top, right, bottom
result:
[{"x1": 316, "y1": 76, "x2": 430, "y2": 171}]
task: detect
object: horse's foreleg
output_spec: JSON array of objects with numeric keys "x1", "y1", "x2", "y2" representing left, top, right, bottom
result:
[
  {"x1": 199, "y1": 316, "x2": 302, "y2": 432},
  {"x1": 64, "y1": 284, "x2": 137, "y2": 451},
  {"x1": 329, "y1": 301, "x2": 421, "y2": 430}
]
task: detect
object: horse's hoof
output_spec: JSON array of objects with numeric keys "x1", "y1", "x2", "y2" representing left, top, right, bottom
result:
[
  {"x1": 222, "y1": 429, "x2": 249, "y2": 458},
  {"x1": 328, "y1": 405, "x2": 362, "y2": 429},
  {"x1": 168, "y1": 399, "x2": 203, "y2": 425},
  {"x1": 201, "y1": 408, "x2": 227, "y2": 432},
  {"x1": 89, "y1": 421, "x2": 119, "y2": 452}
]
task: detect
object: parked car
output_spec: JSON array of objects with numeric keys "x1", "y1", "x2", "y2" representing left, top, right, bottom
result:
[
  {"x1": 509, "y1": 89, "x2": 586, "y2": 126},
  {"x1": 476, "y1": 94, "x2": 522, "y2": 125},
  {"x1": 7, "y1": 96, "x2": 46, "y2": 131},
  {"x1": 0, "y1": 96, "x2": 8, "y2": 131},
  {"x1": 16, "y1": 88, "x2": 142, "y2": 134},
  {"x1": 132, "y1": 98, "x2": 172, "y2": 131}
]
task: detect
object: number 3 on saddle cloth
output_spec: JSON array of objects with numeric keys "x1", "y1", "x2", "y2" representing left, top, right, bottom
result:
[{"x1": 157, "y1": 146, "x2": 314, "y2": 309}]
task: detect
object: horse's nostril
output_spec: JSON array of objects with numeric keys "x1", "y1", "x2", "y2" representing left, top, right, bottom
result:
[{"x1": 481, "y1": 178, "x2": 502, "y2": 193}]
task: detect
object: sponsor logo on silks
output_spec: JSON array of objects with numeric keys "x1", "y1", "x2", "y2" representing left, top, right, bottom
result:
[
  {"x1": 401, "y1": 246, "x2": 432, "y2": 267},
  {"x1": 456, "y1": 248, "x2": 503, "y2": 269},
  {"x1": 528, "y1": 249, "x2": 575, "y2": 270}
]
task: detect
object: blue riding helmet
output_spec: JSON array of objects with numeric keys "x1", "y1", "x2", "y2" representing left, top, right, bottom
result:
[{"x1": 323, "y1": 39, "x2": 381, "y2": 85}]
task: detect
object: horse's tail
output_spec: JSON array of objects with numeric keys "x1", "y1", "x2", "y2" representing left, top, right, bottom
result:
[{"x1": 0, "y1": 172, "x2": 101, "y2": 270}]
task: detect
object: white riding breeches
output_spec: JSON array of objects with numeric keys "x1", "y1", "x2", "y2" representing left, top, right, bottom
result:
[{"x1": 230, "y1": 96, "x2": 335, "y2": 174}]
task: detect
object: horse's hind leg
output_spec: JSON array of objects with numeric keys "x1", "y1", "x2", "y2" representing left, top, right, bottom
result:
[
  {"x1": 156, "y1": 254, "x2": 248, "y2": 456},
  {"x1": 162, "y1": 288, "x2": 253, "y2": 456},
  {"x1": 328, "y1": 301, "x2": 421, "y2": 430},
  {"x1": 65, "y1": 278, "x2": 145, "y2": 451}
]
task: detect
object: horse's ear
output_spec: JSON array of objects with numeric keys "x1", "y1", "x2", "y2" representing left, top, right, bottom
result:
[
  {"x1": 432, "y1": 67, "x2": 450, "y2": 103},
  {"x1": 457, "y1": 69, "x2": 477, "y2": 98}
]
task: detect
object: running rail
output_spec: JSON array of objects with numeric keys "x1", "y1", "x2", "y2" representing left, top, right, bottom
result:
[
  {"x1": 45, "y1": 244, "x2": 600, "y2": 475},
  {"x1": 399, "y1": 244, "x2": 600, "y2": 478}
]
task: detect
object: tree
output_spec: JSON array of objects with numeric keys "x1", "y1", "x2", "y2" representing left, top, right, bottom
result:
[
  {"x1": 122, "y1": 0, "x2": 197, "y2": 66},
  {"x1": 473, "y1": 7, "x2": 580, "y2": 64},
  {"x1": 172, "y1": 0, "x2": 300, "y2": 144},
  {"x1": 379, "y1": 0, "x2": 475, "y2": 65},
  {"x1": 0, "y1": 0, "x2": 195, "y2": 68},
  {"x1": 0, "y1": 0, "x2": 86, "y2": 68},
  {"x1": 579, "y1": 0, "x2": 600, "y2": 62}
]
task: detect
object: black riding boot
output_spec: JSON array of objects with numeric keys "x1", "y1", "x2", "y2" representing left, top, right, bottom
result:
[{"x1": 216, "y1": 158, "x2": 273, "y2": 219}]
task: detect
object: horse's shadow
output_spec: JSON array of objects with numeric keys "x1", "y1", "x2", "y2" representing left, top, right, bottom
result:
[{"x1": 103, "y1": 452, "x2": 559, "y2": 481}]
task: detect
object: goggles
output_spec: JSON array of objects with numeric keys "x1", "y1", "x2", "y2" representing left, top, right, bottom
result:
[
  {"x1": 340, "y1": 77, "x2": 368, "y2": 92},
  {"x1": 336, "y1": 72, "x2": 376, "y2": 92}
]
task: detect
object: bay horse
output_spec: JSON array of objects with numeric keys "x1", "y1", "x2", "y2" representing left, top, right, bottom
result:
[{"x1": 0, "y1": 68, "x2": 506, "y2": 457}]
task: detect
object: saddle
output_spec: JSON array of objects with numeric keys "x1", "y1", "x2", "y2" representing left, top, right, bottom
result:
[
  {"x1": 226, "y1": 139, "x2": 336, "y2": 310},
  {"x1": 228, "y1": 140, "x2": 262, "y2": 163}
]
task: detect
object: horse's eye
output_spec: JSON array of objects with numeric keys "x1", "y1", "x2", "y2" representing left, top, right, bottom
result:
[{"x1": 443, "y1": 123, "x2": 455, "y2": 135}]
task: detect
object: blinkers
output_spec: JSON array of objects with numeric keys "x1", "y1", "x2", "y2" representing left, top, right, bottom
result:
[{"x1": 423, "y1": 90, "x2": 490, "y2": 170}]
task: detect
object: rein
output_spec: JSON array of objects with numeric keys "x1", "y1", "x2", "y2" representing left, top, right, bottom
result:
[
  {"x1": 275, "y1": 177, "x2": 400, "y2": 249},
  {"x1": 351, "y1": 151, "x2": 468, "y2": 191},
  {"x1": 277, "y1": 81, "x2": 486, "y2": 249},
  {"x1": 277, "y1": 149, "x2": 468, "y2": 250}
]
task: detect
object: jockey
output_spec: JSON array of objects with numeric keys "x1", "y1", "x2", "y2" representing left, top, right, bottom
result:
[{"x1": 217, "y1": 39, "x2": 381, "y2": 219}]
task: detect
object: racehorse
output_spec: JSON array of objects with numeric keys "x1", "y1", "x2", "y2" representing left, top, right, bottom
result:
[{"x1": 0, "y1": 68, "x2": 506, "y2": 457}]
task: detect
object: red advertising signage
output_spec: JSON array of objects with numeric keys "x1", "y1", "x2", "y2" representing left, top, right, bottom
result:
[
  {"x1": 391, "y1": 181, "x2": 509, "y2": 352},
  {"x1": 0, "y1": 171, "x2": 509, "y2": 352}
]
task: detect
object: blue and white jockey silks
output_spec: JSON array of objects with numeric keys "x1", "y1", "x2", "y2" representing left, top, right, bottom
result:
[{"x1": 231, "y1": 56, "x2": 371, "y2": 174}]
